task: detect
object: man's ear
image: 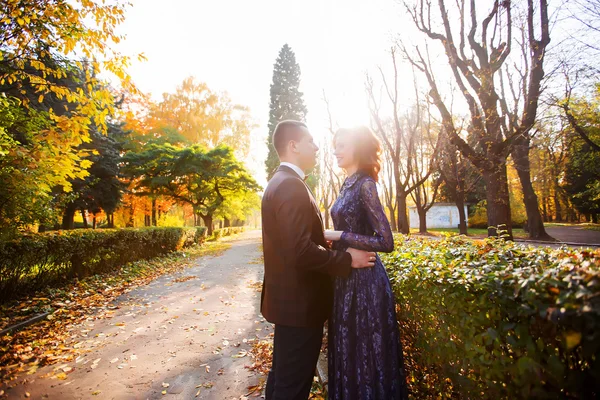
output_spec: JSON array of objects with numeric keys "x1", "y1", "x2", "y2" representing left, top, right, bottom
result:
[{"x1": 288, "y1": 140, "x2": 299, "y2": 154}]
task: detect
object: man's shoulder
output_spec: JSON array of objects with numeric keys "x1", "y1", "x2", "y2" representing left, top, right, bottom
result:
[
  {"x1": 267, "y1": 169, "x2": 303, "y2": 190},
  {"x1": 264, "y1": 171, "x2": 306, "y2": 202}
]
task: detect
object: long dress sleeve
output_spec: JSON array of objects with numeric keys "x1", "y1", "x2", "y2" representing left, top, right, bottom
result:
[{"x1": 339, "y1": 178, "x2": 394, "y2": 252}]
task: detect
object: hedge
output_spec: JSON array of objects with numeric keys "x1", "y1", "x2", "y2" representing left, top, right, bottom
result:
[
  {"x1": 383, "y1": 236, "x2": 600, "y2": 399},
  {"x1": 0, "y1": 226, "x2": 208, "y2": 302},
  {"x1": 210, "y1": 226, "x2": 245, "y2": 240}
]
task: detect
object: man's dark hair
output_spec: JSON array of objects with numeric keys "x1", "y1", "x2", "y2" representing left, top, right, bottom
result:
[{"x1": 272, "y1": 120, "x2": 308, "y2": 157}]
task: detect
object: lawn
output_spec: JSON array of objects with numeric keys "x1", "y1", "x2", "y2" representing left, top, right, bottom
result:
[
  {"x1": 545, "y1": 222, "x2": 600, "y2": 231},
  {"x1": 411, "y1": 227, "x2": 528, "y2": 238}
]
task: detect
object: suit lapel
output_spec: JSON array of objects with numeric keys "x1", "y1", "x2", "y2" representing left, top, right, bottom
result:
[{"x1": 277, "y1": 166, "x2": 324, "y2": 229}]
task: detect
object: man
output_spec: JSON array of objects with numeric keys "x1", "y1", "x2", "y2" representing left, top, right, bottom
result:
[{"x1": 261, "y1": 120, "x2": 376, "y2": 400}]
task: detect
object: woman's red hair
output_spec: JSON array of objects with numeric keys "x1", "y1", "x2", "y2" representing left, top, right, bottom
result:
[{"x1": 335, "y1": 126, "x2": 382, "y2": 182}]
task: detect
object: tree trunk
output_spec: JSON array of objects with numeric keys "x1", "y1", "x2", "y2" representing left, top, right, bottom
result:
[
  {"x1": 62, "y1": 203, "x2": 76, "y2": 230},
  {"x1": 224, "y1": 217, "x2": 231, "y2": 228},
  {"x1": 553, "y1": 180, "x2": 562, "y2": 222},
  {"x1": 152, "y1": 198, "x2": 157, "y2": 226},
  {"x1": 389, "y1": 208, "x2": 397, "y2": 232},
  {"x1": 512, "y1": 139, "x2": 551, "y2": 240},
  {"x1": 81, "y1": 208, "x2": 88, "y2": 229},
  {"x1": 396, "y1": 194, "x2": 409, "y2": 234},
  {"x1": 92, "y1": 214, "x2": 97, "y2": 229},
  {"x1": 201, "y1": 214, "x2": 214, "y2": 235},
  {"x1": 126, "y1": 202, "x2": 134, "y2": 228},
  {"x1": 483, "y1": 163, "x2": 513, "y2": 239},
  {"x1": 107, "y1": 213, "x2": 114, "y2": 228},
  {"x1": 417, "y1": 207, "x2": 427, "y2": 234},
  {"x1": 456, "y1": 194, "x2": 468, "y2": 235}
]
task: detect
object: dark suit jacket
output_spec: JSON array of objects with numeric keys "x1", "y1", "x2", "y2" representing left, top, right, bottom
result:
[{"x1": 261, "y1": 165, "x2": 352, "y2": 327}]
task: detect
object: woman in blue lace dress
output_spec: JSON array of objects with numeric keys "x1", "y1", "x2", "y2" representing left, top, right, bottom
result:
[{"x1": 324, "y1": 126, "x2": 408, "y2": 400}]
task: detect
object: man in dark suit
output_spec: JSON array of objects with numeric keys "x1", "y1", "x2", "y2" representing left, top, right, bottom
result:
[{"x1": 261, "y1": 120, "x2": 376, "y2": 400}]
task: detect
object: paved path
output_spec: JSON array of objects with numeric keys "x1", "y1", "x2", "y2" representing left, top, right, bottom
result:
[
  {"x1": 544, "y1": 225, "x2": 600, "y2": 247},
  {"x1": 6, "y1": 231, "x2": 268, "y2": 400}
]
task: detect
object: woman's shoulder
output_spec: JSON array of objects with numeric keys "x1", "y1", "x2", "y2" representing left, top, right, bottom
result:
[{"x1": 358, "y1": 174, "x2": 377, "y2": 190}]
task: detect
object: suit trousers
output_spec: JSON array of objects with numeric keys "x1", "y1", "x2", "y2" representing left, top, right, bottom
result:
[{"x1": 266, "y1": 324, "x2": 323, "y2": 400}]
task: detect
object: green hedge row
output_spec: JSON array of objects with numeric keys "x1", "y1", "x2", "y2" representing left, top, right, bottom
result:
[
  {"x1": 0, "y1": 226, "x2": 208, "y2": 302},
  {"x1": 211, "y1": 226, "x2": 245, "y2": 240},
  {"x1": 383, "y1": 236, "x2": 600, "y2": 399}
]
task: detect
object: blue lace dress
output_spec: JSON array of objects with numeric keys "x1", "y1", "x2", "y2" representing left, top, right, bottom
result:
[{"x1": 328, "y1": 172, "x2": 408, "y2": 400}]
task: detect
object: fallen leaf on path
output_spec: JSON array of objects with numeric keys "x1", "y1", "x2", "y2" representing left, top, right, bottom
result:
[
  {"x1": 55, "y1": 372, "x2": 68, "y2": 380},
  {"x1": 173, "y1": 276, "x2": 197, "y2": 283},
  {"x1": 232, "y1": 350, "x2": 248, "y2": 358}
]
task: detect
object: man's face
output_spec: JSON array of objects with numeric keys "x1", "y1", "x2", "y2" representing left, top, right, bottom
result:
[{"x1": 294, "y1": 128, "x2": 319, "y2": 171}]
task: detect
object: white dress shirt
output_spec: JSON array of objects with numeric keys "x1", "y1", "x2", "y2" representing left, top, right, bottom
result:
[{"x1": 280, "y1": 162, "x2": 305, "y2": 180}]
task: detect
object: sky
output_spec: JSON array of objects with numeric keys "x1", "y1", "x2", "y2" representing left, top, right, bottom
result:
[{"x1": 115, "y1": 0, "x2": 406, "y2": 185}]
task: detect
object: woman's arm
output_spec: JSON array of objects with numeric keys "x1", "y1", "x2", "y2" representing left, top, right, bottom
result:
[{"x1": 338, "y1": 179, "x2": 394, "y2": 253}]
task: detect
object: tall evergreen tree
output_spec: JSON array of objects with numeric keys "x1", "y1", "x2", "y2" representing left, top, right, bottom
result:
[{"x1": 265, "y1": 44, "x2": 308, "y2": 180}]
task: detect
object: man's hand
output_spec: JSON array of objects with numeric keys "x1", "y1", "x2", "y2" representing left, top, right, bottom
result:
[{"x1": 346, "y1": 248, "x2": 376, "y2": 269}]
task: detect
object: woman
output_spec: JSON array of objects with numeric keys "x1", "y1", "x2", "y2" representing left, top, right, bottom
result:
[{"x1": 324, "y1": 126, "x2": 408, "y2": 400}]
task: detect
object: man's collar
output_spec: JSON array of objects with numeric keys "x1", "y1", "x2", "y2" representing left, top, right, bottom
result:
[{"x1": 279, "y1": 162, "x2": 306, "y2": 180}]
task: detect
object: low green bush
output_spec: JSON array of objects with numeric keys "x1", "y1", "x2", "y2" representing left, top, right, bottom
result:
[
  {"x1": 383, "y1": 236, "x2": 600, "y2": 399},
  {"x1": 0, "y1": 227, "x2": 202, "y2": 302},
  {"x1": 209, "y1": 226, "x2": 244, "y2": 241}
]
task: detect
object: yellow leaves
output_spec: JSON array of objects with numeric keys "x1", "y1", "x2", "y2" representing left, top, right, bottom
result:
[
  {"x1": 55, "y1": 372, "x2": 68, "y2": 380},
  {"x1": 565, "y1": 331, "x2": 582, "y2": 350}
]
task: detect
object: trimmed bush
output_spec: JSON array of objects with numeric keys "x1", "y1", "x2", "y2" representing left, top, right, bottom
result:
[
  {"x1": 195, "y1": 226, "x2": 208, "y2": 243},
  {"x1": 0, "y1": 227, "x2": 201, "y2": 302},
  {"x1": 210, "y1": 226, "x2": 244, "y2": 241},
  {"x1": 383, "y1": 236, "x2": 600, "y2": 399}
]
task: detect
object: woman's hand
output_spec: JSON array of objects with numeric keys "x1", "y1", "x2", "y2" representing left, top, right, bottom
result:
[{"x1": 324, "y1": 230, "x2": 343, "y2": 241}]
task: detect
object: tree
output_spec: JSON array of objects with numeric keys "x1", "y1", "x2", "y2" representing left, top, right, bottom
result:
[
  {"x1": 0, "y1": 0, "x2": 138, "y2": 235},
  {"x1": 436, "y1": 125, "x2": 483, "y2": 235},
  {"x1": 316, "y1": 93, "x2": 344, "y2": 229},
  {"x1": 123, "y1": 144, "x2": 260, "y2": 235},
  {"x1": 409, "y1": 102, "x2": 442, "y2": 234},
  {"x1": 149, "y1": 77, "x2": 254, "y2": 157},
  {"x1": 265, "y1": 44, "x2": 308, "y2": 181},
  {"x1": 60, "y1": 119, "x2": 125, "y2": 229},
  {"x1": 366, "y1": 51, "x2": 439, "y2": 234},
  {"x1": 559, "y1": 84, "x2": 600, "y2": 152},
  {"x1": 561, "y1": 92, "x2": 600, "y2": 222},
  {"x1": 403, "y1": 0, "x2": 551, "y2": 239}
]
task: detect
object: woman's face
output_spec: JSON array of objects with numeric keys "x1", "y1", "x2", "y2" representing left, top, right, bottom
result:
[{"x1": 333, "y1": 133, "x2": 357, "y2": 170}]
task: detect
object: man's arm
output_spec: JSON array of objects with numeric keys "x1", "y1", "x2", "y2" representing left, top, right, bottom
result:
[{"x1": 275, "y1": 178, "x2": 352, "y2": 277}]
